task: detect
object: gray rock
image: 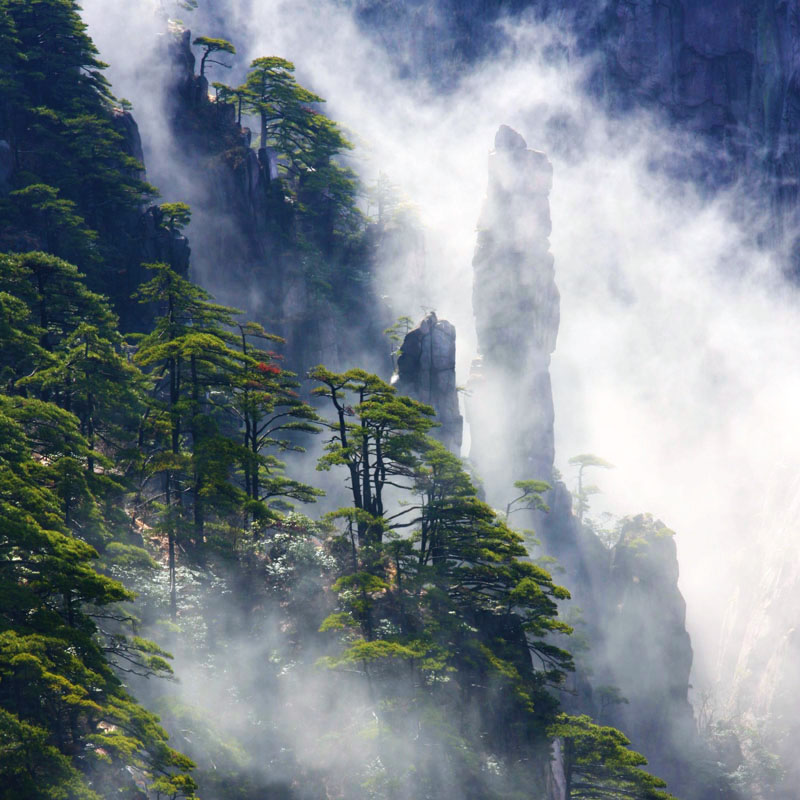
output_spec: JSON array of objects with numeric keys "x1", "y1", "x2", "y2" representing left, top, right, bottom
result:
[
  {"x1": 468, "y1": 125, "x2": 559, "y2": 489},
  {"x1": 396, "y1": 312, "x2": 463, "y2": 453},
  {"x1": 467, "y1": 126, "x2": 702, "y2": 799},
  {"x1": 494, "y1": 123, "x2": 528, "y2": 151},
  {"x1": 139, "y1": 205, "x2": 191, "y2": 275},
  {"x1": 111, "y1": 110, "x2": 146, "y2": 180}
]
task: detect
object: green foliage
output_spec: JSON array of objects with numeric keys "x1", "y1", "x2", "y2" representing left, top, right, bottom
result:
[
  {"x1": 133, "y1": 264, "x2": 321, "y2": 620},
  {"x1": 193, "y1": 35, "x2": 236, "y2": 78},
  {"x1": 0, "y1": 8, "x2": 687, "y2": 796},
  {"x1": 383, "y1": 314, "x2": 414, "y2": 372},
  {"x1": 506, "y1": 478, "x2": 551, "y2": 519},
  {"x1": 312, "y1": 369, "x2": 582, "y2": 794},
  {"x1": 549, "y1": 714, "x2": 675, "y2": 799},
  {"x1": 0, "y1": 0, "x2": 155, "y2": 307},
  {"x1": 568, "y1": 453, "x2": 615, "y2": 526},
  {"x1": 0, "y1": 263, "x2": 197, "y2": 797},
  {"x1": 3, "y1": 184, "x2": 98, "y2": 266},
  {"x1": 159, "y1": 200, "x2": 192, "y2": 232}
]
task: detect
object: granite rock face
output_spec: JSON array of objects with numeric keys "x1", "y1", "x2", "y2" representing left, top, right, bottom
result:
[
  {"x1": 154, "y1": 28, "x2": 389, "y2": 376},
  {"x1": 716, "y1": 492, "x2": 800, "y2": 798},
  {"x1": 0, "y1": 139, "x2": 13, "y2": 195},
  {"x1": 139, "y1": 205, "x2": 191, "y2": 274},
  {"x1": 396, "y1": 312, "x2": 463, "y2": 453},
  {"x1": 596, "y1": 0, "x2": 800, "y2": 254},
  {"x1": 468, "y1": 125, "x2": 559, "y2": 495},
  {"x1": 352, "y1": 0, "x2": 800, "y2": 270}
]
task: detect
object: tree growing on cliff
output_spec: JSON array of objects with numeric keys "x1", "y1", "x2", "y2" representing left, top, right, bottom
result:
[
  {"x1": 134, "y1": 263, "x2": 244, "y2": 616},
  {"x1": 241, "y1": 56, "x2": 321, "y2": 152},
  {"x1": 232, "y1": 321, "x2": 321, "y2": 525},
  {"x1": 193, "y1": 35, "x2": 235, "y2": 79},
  {"x1": 569, "y1": 453, "x2": 614, "y2": 525},
  {"x1": 310, "y1": 366, "x2": 435, "y2": 549},
  {"x1": 239, "y1": 57, "x2": 354, "y2": 177},
  {"x1": 0, "y1": 0, "x2": 155, "y2": 307},
  {"x1": 312, "y1": 368, "x2": 575, "y2": 793},
  {"x1": 548, "y1": 714, "x2": 675, "y2": 799}
]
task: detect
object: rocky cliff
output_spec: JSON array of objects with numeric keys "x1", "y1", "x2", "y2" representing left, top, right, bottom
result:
[
  {"x1": 156, "y1": 29, "x2": 389, "y2": 376},
  {"x1": 596, "y1": 515, "x2": 699, "y2": 795},
  {"x1": 352, "y1": 0, "x2": 800, "y2": 272},
  {"x1": 395, "y1": 312, "x2": 463, "y2": 453},
  {"x1": 467, "y1": 124, "x2": 704, "y2": 798},
  {"x1": 0, "y1": 98, "x2": 188, "y2": 332},
  {"x1": 716, "y1": 486, "x2": 800, "y2": 798}
]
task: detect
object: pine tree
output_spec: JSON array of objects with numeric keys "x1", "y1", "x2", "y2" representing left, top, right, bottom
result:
[
  {"x1": 134, "y1": 263, "x2": 244, "y2": 617},
  {"x1": 312, "y1": 368, "x2": 575, "y2": 794},
  {"x1": 0, "y1": 0, "x2": 155, "y2": 305},
  {"x1": 548, "y1": 714, "x2": 675, "y2": 799},
  {"x1": 0, "y1": 289, "x2": 196, "y2": 798},
  {"x1": 192, "y1": 35, "x2": 236, "y2": 79},
  {"x1": 233, "y1": 321, "x2": 321, "y2": 528}
]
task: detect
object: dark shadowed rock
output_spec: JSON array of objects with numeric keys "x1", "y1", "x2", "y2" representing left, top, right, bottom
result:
[
  {"x1": 0, "y1": 139, "x2": 12, "y2": 195},
  {"x1": 599, "y1": 515, "x2": 699, "y2": 794},
  {"x1": 144, "y1": 26, "x2": 390, "y2": 376},
  {"x1": 139, "y1": 205, "x2": 191, "y2": 275},
  {"x1": 111, "y1": 109, "x2": 146, "y2": 180},
  {"x1": 396, "y1": 312, "x2": 463, "y2": 453}
]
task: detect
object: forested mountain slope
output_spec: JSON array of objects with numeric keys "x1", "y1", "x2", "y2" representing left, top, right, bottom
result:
[{"x1": 0, "y1": 1, "x2": 789, "y2": 799}]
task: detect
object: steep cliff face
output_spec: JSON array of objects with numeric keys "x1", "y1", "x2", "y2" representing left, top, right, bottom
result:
[
  {"x1": 352, "y1": 0, "x2": 800, "y2": 269},
  {"x1": 395, "y1": 312, "x2": 463, "y2": 453},
  {"x1": 593, "y1": 0, "x2": 800, "y2": 258},
  {"x1": 157, "y1": 30, "x2": 389, "y2": 376},
  {"x1": 598, "y1": 516, "x2": 699, "y2": 793},
  {"x1": 0, "y1": 92, "x2": 187, "y2": 331},
  {"x1": 468, "y1": 124, "x2": 559, "y2": 495}
]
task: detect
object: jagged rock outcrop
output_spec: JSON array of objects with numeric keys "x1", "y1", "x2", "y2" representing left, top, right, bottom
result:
[
  {"x1": 395, "y1": 312, "x2": 463, "y2": 453},
  {"x1": 0, "y1": 139, "x2": 13, "y2": 195},
  {"x1": 468, "y1": 124, "x2": 559, "y2": 497},
  {"x1": 468, "y1": 126, "x2": 704, "y2": 799},
  {"x1": 111, "y1": 109, "x2": 147, "y2": 181},
  {"x1": 154, "y1": 28, "x2": 389, "y2": 376},
  {"x1": 138, "y1": 205, "x2": 191, "y2": 273}
]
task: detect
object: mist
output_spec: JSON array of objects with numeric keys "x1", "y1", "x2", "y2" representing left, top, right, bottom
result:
[{"x1": 82, "y1": 0, "x2": 800, "y2": 772}]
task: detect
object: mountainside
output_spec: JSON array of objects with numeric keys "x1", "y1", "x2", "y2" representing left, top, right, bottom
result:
[
  {"x1": 1, "y1": 1, "x2": 797, "y2": 799},
  {"x1": 351, "y1": 0, "x2": 800, "y2": 270}
]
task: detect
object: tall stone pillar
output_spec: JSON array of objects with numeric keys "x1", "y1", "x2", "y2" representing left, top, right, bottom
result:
[{"x1": 468, "y1": 125, "x2": 560, "y2": 501}]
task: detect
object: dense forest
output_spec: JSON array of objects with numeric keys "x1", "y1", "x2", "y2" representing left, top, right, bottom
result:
[{"x1": 0, "y1": 1, "x2": 794, "y2": 799}]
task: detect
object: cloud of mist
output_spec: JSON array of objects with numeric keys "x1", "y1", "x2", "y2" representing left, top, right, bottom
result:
[{"x1": 83, "y1": 0, "x2": 800, "y2": 764}]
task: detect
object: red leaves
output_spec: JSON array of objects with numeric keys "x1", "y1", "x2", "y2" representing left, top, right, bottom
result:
[{"x1": 257, "y1": 361, "x2": 281, "y2": 376}]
